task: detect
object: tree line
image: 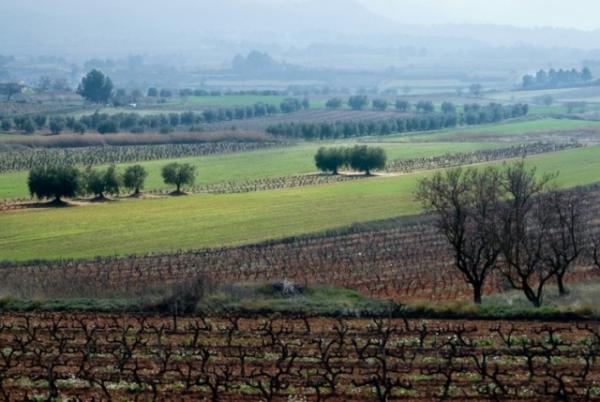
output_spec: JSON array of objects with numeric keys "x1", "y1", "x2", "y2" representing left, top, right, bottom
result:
[
  {"x1": 268, "y1": 103, "x2": 529, "y2": 140},
  {"x1": 315, "y1": 146, "x2": 387, "y2": 175},
  {"x1": 522, "y1": 67, "x2": 595, "y2": 90},
  {"x1": 1, "y1": 99, "x2": 307, "y2": 135},
  {"x1": 326, "y1": 97, "x2": 461, "y2": 113},
  {"x1": 27, "y1": 163, "x2": 197, "y2": 204},
  {"x1": 417, "y1": 161, "x2": 592, "y2": 307}
]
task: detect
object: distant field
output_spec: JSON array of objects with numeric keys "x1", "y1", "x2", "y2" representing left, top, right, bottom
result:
[
  {"x1": 0, "y1": 141, "x2": 506, "y2": 199},
  {"x1": 383, "y1": 118, "x2": 600, "y2": 142},
  {"x1": 489, "y1": 86, "x2": 600, "y2": 107},
  {"x1": 1, "y1": 146, "x2": 598, "y2": 261},
  {"x1": 181, "y1": 95, "x2": 288, "y2": 107}
]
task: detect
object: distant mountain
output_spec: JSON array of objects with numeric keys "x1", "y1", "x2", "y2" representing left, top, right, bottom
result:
[
  {"x1": 0, "y1": 0, "x2": 398, "y2": 57},
  {"x1": 1, "y1": 0, "x2": 600, "y2": 59}
]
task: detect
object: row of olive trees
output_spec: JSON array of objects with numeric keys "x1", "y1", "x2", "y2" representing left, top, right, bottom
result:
[
  {"x1": 27, "y1": 163, "x2": 196, "y2": 204},
  {"x1": 417, "y1": 161, "x2": 591, "y2": 307},
  {"x1": 315, "y1": 146, "x2": 387, "y2": 176}
]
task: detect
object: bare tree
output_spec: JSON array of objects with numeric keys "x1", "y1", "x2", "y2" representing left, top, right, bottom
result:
[
  {"x1": 498, "y1": 161, "x2": 557, "y2": 307},
  {"x1": 541, "y1": 189, "x2": 588, "y2": 295},
  {"x1": 417, "y1": 167, "x2": 503, "y2": 303}
]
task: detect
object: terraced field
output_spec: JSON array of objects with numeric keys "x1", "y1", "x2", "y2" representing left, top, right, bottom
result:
[
  {"x1": 1, "y1": 145, "x2": 598, "y2": 261},
  {"x1": 0, "y1": 140, "x2": 509, "y2": 200}
]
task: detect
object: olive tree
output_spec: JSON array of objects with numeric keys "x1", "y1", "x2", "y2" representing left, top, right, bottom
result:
[
  {"x1": 123, "y1": 165, "x2": 148, "y2": 196},
  {"x1": 348, "y1": 146, "x2": 387, "y2": 175},
  {"x1": 28, "y1": 166, "x2": 81, "y2": 204},
  {"x1": 84, "y1": 165, "x2": 121, "y2": 200},
  {"x1": 314, "y1": 147, "x2": 348, "y2": 175},
  {"x1": 162, "y1": 163, "x2": 196, "y2": 195}
]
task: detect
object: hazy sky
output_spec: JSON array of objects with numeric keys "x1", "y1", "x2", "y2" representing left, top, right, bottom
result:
[{"x1": 356, "y1": 0, "x2": 600, "y2": 30}]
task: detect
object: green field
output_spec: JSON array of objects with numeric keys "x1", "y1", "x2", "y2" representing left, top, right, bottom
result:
[
  {"x1": 1, "y1": 146, "x2": 598, "y2": 261},
  {"x1": 0, "y1": 141, "x2": 506, "y2": 199}
]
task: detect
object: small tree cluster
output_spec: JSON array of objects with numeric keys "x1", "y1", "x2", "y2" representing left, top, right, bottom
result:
[
  {"x1": 522, "y1": 67, "x2": 594, "y2": 89},
  {"x1": 417, "y1": 161, "x2": 590, "y2": 307},
  {"x1": 27, "y1": 165, "x2": 150, "y2": 204},
  {"x1": 315, "y1": 146, "x2": 387, "y2": 175}
]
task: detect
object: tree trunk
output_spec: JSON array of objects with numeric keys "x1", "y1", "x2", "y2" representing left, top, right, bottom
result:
[
  {"x1": 473, "y1": 284, "x2": 483, "y2": 304},
  {"x1": 556, "y1": 274, "x2": 568, "y2": 296}
]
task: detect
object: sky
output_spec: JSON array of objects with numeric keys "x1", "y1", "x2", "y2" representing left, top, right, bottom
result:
[{"x1": 355, "y1": 0, "x2": 600, "y2": 30}]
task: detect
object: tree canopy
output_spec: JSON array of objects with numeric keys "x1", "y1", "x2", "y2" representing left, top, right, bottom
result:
[
  {"x1": 161, "y1": 163, "x2": 196, "y2": 194},
  {"x1": 123, "y1": 165, "x2": 148, "y2": 196},
  {"x1": 315, "y1": 147, "x2": 348, "y2": 175},
  {"x1": 28, "y1": 165, "x2": 81, "y2": 204},
  {"x1": 77, "y1": 69, "x2": 114, "y2": 103}
]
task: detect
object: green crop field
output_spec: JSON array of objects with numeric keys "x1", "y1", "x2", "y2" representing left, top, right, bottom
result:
[
  {"x1": 1, "y1": 146, "x2": 598, "y2": 261},
  {"x1": 0, "y1": 141, "x2": 506, "y2": 200}
]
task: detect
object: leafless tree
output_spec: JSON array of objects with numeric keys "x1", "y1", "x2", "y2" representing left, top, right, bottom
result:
[
  {"x1": 540, "y1": 189, "x2": 588, "y2": 295},
  {"x1": 498, "y1": 161, "x2": 557, "y2": 307},
  {"x1": 417, "y1": 166, "x2": 503, "y2": 303}
]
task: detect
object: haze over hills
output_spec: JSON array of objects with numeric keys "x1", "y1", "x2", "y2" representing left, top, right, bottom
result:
[{"x1": 2, "y1": 0, "x2": 600, "y2": 60}]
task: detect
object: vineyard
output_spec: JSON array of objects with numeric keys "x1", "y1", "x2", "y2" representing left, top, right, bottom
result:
[
  {"x1": 3, "y1": 184, "x2": 599, "y2": 304},
  {"x1": 0, "y1": 142, "x2": 285, "y2": 174},
  {"x1": 0, "y1": 313, "x2": 600, "y2": 401}
]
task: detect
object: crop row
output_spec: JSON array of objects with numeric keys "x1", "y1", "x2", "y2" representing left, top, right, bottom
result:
[
  {"x1": 0, "y1": 142, "x2": 283, "y2": 174},
  {"x1": 0, "y1": 313, "x2": 599, "y2": 401},
  {"x1": 384, "y1": 142, "x2": 581, "y2": 173}
]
